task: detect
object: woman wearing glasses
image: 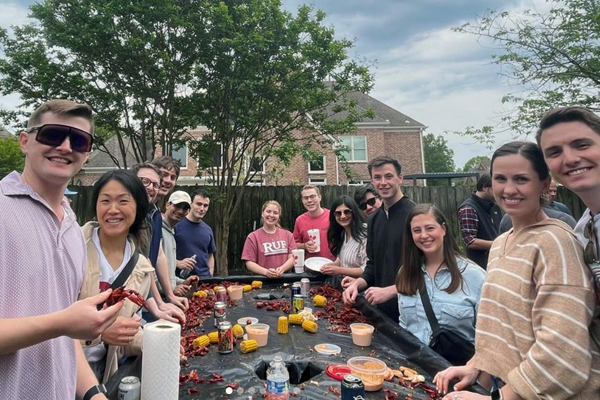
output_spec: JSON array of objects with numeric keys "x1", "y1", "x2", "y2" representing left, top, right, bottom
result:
[
  {"x1": 321, "y1": 196, "x2": 368, "y2": 288},
  {"x1": 434, "y1": 141, "x2": 600, "y2": 400},
  {"x1": 395, "y1": 204, "x2": 485, "y2": 364},
  {"x1": 78, "y1": 170, "x2": 182, "y2": 382},
  {"x1": 242, "y1": 200, "x2": 296, "y2": 278}
]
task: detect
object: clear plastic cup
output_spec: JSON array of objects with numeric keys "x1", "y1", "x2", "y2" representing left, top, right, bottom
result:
[
  {"x1": 245, "y1": 323, "x2": 270, "y2": 347},
  {"x1": 347, "y1": 356, "x2": 387, "y2": 391},
  {"x1": 350, "y1": 323, "x2": 374, "y2": 346},
  {"x1": 227, "y1": 285, "x2": 243, "y2": 301}
]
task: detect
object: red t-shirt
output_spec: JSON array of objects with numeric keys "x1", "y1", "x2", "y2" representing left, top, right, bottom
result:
[
  {"x1": 292, "y1": 209, "x2": 335, "y2": 261},
  {"x1": 241, "y1": 228, "x2": 297, "y2": 269}
]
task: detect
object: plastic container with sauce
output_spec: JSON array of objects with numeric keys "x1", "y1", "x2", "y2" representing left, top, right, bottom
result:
[
  {"x1": 350, "y1": 323, "x2": 374, "y2": 346},
  {"x1": 346, "y1": 356, "x2": 387, "y2": 391},
  {"x1": 245, "y1": 323, "x2": 270, "y2": 347},
  {"x1": 227, "y1": 285, "x2": 244, "y2": 301}
]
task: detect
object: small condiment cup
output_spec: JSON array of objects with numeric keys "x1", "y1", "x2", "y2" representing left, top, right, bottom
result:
[
  {"x1": 245, "y1": 323, "x2": 270, "y2": 347},
  {"x1": 227, "y1": 285, "x2": 243, "y2": 301},
  {"x1": 350, "y1": 323, "x2": 375, "y2": 347}
]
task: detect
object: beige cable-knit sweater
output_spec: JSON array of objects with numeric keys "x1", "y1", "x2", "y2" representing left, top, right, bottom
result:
[{"x1": 473, "y1": 219, "x2": 600, "y2": 400}]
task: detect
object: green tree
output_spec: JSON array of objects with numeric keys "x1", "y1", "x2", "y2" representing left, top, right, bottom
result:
[
  {"x1": 453, "y1": 0, "x2": 600, "y2": 141},
  {"x1": 423, "y1": 133, "x2": 456, "y2": 186},
  {"x1": 0, "y1": 135, "x2": 25, "y2": 179},
  {"x1": 190, "y1": 1, "x2": 373, "y2": 275},
  {"x1": 462, "y1": 155, "x2": 490, "y2": 172}
]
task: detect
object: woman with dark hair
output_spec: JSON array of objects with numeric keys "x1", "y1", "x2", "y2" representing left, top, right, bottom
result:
[
  {"x1": 435, "y1": 141, "x2": 600, "y2": 400},
  {"x1": 396, "y1": 204, "x2": 485, "y2": 350},
  {"x1": 78, "y1": 170, "x2": 182, "y2": 382},
  {"x1": 322, "y1": 196, "x2": 368, "y2": 283}
]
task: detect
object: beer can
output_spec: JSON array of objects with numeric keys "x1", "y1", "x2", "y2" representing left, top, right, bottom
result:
[
  {"x1": 118, "y1": 376, "x2": 141, "y2": 400},
  {"x1": 292, "y1": 294, "x2": 305, "y2": 314},
  {"x1": 214, "y1": 301, "x2": 227, "y2": 327},
  {"x1": 216, "y1": 286, "x2": 228, "y2": 302},
  {"x1": 218, "y1": 321, "x2": 234, "y2": 354},
  {"x1": 291, "y1": 284, "x2": 301, "y2": 306},
  {"x1": 341, "y1": 374, "x2": 365, "y2": 400},
  {"x1": 300, "y1": 278, "x2": 310, "y2": 297}
]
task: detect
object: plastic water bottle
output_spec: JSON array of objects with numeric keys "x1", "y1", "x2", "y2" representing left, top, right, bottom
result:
[
  {"x1": 180, "y1": 254, "x2": 196, "y2": 279},
  {"x1": 266, "y1": 356, "x2": 289, "y2": 400}
]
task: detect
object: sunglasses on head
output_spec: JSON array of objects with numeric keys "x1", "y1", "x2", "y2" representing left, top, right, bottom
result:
[
  {"x1": 584, "y1": 213, "x2": 599, "y2": 265},
  {"x1": 359, "y1": 197, "x2": 378, "y2": 211},
  {"x1": 334, "y1": 209, "x2": 353, "y2": 218},
  {"x1": 25, "y1": 124, "x2": 93, "y2": 153}
]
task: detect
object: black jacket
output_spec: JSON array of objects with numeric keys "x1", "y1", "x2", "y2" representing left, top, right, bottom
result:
[
  {"x1": 459, "y1": 193, "x2": 502, "y2": 269},
  {"x1": 362, "y1": 196, "x2": 415, "y2": 321}
]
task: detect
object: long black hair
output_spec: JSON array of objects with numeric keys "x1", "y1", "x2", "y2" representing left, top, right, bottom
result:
[
  {"x1": 327, "y1": 195, "x2": 367, "y2": 257},
  {"x1": 395, "y1": 204, "x2": 463, "y2": 295},
  {"x1": 91, "y1": 169, "x2": 150, "y2": 239}
]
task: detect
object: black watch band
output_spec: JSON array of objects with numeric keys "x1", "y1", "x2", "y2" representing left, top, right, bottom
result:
[
  {"x1": 491, "y1": 388, "x2": 503, "y2": 400},
  {"x1": 83, "y1": 384, "x2": 107, "y2": 400}
]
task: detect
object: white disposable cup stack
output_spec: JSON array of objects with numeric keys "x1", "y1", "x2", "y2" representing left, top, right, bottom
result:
[{"x1": 292, "y1": 249, "x2": 305, "y2": 273}]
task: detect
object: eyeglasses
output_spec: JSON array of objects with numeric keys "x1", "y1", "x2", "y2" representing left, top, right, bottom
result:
[
  {"x1": 24, "y1": 124, "x2": 93, "y2": 153},
  {"x1": 140, "y1": 177, "x2": 160, "y2": 190},
  {"x1": 301, "y1": 194, "x2": 318, "y2": 201},
  {"x1": 359, "y1": 197, "x2": 378, "y2": 211},
  {"x1": 334, "y1": 209, "x2": 353, "y2": 218},
  {"x1": 584, "y1": 213, "x2": 599, "y2": 264}
]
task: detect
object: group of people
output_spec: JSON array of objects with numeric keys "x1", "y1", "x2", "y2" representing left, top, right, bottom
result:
[{"x1": 2, "y1": 99, "x2": 600, "y2": 400}]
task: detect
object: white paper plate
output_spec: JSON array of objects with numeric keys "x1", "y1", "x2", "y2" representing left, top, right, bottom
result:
[
  {"x1": 304, "y1": 257, "x2": 331, "y2": 272},
  {"x1": 237, "y1": 317, "x2": 259, "y2": 326}
]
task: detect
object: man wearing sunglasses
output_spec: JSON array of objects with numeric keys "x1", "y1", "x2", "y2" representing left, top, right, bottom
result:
[
  {"x1": 0, "y1": 100, "x2": 123, "y2": 400},
  {"x1": 537, "y1": 106, "x2": 600, "y2": 292},
  {"x1": 354, "y1": 183, "x2": 382, "y2": 218}
]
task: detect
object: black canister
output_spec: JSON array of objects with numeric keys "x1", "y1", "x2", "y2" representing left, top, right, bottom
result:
[{"x1": 341, "y1": 374, "x2": 365, "y2": 400}]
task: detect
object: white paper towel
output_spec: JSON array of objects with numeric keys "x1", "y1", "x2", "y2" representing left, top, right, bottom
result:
[{"x1": 141, "y1": 320, "x2": 181, "y2": 400}]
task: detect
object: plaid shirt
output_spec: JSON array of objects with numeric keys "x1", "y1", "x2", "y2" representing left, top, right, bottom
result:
[{"x1": 458, "y1": 206, "x2": 479, "y2": 246}]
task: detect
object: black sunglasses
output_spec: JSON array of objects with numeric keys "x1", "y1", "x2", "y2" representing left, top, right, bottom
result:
[
  {"x1": 359, "y1": 197, "x2": 378, "y2": 211},
  {"x1": 25, "y1": 124, "x2": 93, "y2": 153},
  {"x1": 334, "y1": 209, "x2": 353, "y2": 218},
  {"x1": 584, "y1": 213, "x2": 599, "y2": 265}
]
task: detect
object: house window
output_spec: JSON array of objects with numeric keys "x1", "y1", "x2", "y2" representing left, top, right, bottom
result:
[
  {"x1": 339, "y1": 135, "x2": 367, "y2": 162},
  {"x1": 308, "y1": 156, "x2": 326, "y2": 174},
  {"x1": 249, "y1": 156, "x2": 266, "y2": 174},
  {"x1": 171, "y1": 143, "x2": 188, "y2": 169},
  {"x1": 348, "y1": 179, "x2": 369, "y2": 186},
  {"x1": 212, "y1": 143, "x2": 223, "y2": 168},
  {"x1": 309, "y1": 177, "x2": 326, "y2": 185},
  {"x1": 247, "y1": 176, "x2": 265, "y2": 186}
]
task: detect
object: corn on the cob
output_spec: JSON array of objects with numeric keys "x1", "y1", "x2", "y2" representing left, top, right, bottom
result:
[
  {"x1": 192, "y1": 335, "x2": 210, "y2": 348},
  {"x1": 302, "y1": 319, "x2": 318, "y2": 333},
  {"x1": 208, "y1": 331, "x2": 219, "y2": 344},
  {"x1": 239, "y1": 339, "x2": 258, "y2": 353},
  {"x1": 193, "y1": 290, "x2": 208, "y2": 298},
  {"x1": 232, "y1": 324, "x2": 245, "y2": 339},
  {"x1": 243, "y1": 284, "x2": 252, "y2": 292},
  {"x1": 288, "y1": 314, "x2": 304, "y2": 325},
  {"x1": 313, "y1": 295, "x2": 327, "y2": 307},
  {"x1": 277, "y1": 316, "x2": 289, "y2": 334},
  {"x1": 251, "y1": 280, "x2": 263, "y2": 289}
]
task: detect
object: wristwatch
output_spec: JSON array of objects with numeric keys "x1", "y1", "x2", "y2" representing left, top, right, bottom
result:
[
  {"x1": 491, "y1": 387, "x2": 503, "y2": 400},
  {"x1": 83, "y1": 384, "x2": 107, "y2": 400}
]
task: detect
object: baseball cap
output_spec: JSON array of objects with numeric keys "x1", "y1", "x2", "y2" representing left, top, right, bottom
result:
[{"x1": 168, "y1": 190, "x2": 191, "y2": 206}]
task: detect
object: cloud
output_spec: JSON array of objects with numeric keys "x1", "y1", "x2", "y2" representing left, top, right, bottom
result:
[{"x1": 0, "y1": 2, "x2": 31, "y2": 32}]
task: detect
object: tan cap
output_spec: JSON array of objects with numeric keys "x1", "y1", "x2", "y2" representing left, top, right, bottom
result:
[{"x1": 168, "y1": 190, "x2": 191, "y2": 206}]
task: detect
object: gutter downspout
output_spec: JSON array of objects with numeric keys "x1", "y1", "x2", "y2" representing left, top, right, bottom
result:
[{"x1": 419, "y1": 127, "x2": 427, "y2": 187}]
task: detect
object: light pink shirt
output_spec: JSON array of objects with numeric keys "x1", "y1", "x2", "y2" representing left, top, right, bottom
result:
[
  {"x1": 242, "y1": 228, "x2": 296, "y2": 269},
  {"x1": 292, "y1": 209, "x2": 335, "y2": 260},
  {"x1": 0, "y1": 172, "x2": 86, "y2": 400}
]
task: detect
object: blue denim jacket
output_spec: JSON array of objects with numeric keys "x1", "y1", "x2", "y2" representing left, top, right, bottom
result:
[{"x1": 398, "y1": 257, "x2": 485, "y2": 345}]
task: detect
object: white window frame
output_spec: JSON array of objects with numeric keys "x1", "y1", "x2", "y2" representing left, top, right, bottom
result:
[
  {"x1": 340, "y1": 135, "x2": 367, "y2": 162},
  {"x1": 308, "y1": 177, "x2": 327, "y2": 186},
  {"x1": 308, "y1": 156, "x2": 326, "y2": 174},
  {"x1": 171, "y1": 142, "x2": 188, "y2": 170},
  {"x1": 248, "y1": 156, "x2": 267, "y2": 174},
  {"x1": 348, "y1": 179, "x2": 369, "y2": 186}
]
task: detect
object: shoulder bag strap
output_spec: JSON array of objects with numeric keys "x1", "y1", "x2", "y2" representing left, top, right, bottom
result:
[
  {"x1": 418, "y1": 284, "x2": 441, "y2": 332},
  {"x1": 110, "y1": 251, "x2": 140, "y2": 290}
]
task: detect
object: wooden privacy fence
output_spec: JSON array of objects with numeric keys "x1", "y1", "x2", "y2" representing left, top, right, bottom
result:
[{"x1": 70, "y1": 185, "x2": 585, "y2": 275}]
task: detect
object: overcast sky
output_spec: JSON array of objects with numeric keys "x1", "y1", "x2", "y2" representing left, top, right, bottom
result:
[{"x1": 0, "y1": 0, "x2": 549, "y2": 168}]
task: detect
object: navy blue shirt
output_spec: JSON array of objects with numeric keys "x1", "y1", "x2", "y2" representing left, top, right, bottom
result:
[{"x1": 174, "y1": 218, "x2": 217, "y2": 277}]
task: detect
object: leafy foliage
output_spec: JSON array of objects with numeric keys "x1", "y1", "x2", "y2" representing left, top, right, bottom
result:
[
  {"x1": 0, "y1": 135, "x2": 25, "y2": 179},
  {"x1": 423, "y1": 132, "x2": 456, "y2": 186},
  {"x1": 462, "y1": 155, "x2": 490, "y2": 173},
  {"x1": 453, "y1": 0, "x2": 600, "y2": 142}
]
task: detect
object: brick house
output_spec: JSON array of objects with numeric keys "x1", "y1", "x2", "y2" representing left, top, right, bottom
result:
[{"x1": 74, "y1": 91, "x2": 426, "y2": 186}]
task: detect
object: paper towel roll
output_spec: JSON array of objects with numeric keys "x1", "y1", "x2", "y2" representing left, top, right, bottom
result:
[{"x1": 141, "y1": 320, "x2": 181, "y2": 400}]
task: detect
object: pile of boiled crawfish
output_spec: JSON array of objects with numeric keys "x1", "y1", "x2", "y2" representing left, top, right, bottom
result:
[{"x1": 310, "y1": 284, "x2": 369, "y2": 333}]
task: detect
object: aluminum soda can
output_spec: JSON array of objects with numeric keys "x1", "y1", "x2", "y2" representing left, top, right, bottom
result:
[
  {"x1": 214, "y1": 301, "x2": 227, "y2": 327},
  {"x1": 300, "y1": 278, "x2": 310, "y2": 297},
  {"x1": 218, "y1": 321, "x2": 234, "y2": 354},
  {"x1": 118, "y1": 376, "x2": 141, "y2": 400},
  {"x1": 341, "y1": 374, "x2": 365, "y2": 400},
  {"x1": 216, "y1": 286, "x2": 228, "y2": 302},
  {"x1": 291, "y1": 284, "x2": 301, "y2": 307},
  {"x1": 293, "y1": 294, "x2": 305, "y2": 314}
]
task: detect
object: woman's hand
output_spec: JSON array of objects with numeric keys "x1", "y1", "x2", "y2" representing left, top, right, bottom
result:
[
  {"x1": 341, "y1": 276, "x2": 356, "y2": 289},
  {"x1": 434, "y1": 365, "x2": 480, "y2": 395},
  {"x1": 321, "y1": 264, "x2": 340, "y2": 276},
  {"x1": 167, "y1": 294, "x2": 189, "y2": 312},
  {"x1": 442, "y1": 392, "x2": 489, "y2": 400},
  {"x1": 100, "y1": 315, "x2": 141, "y2": 346}
]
